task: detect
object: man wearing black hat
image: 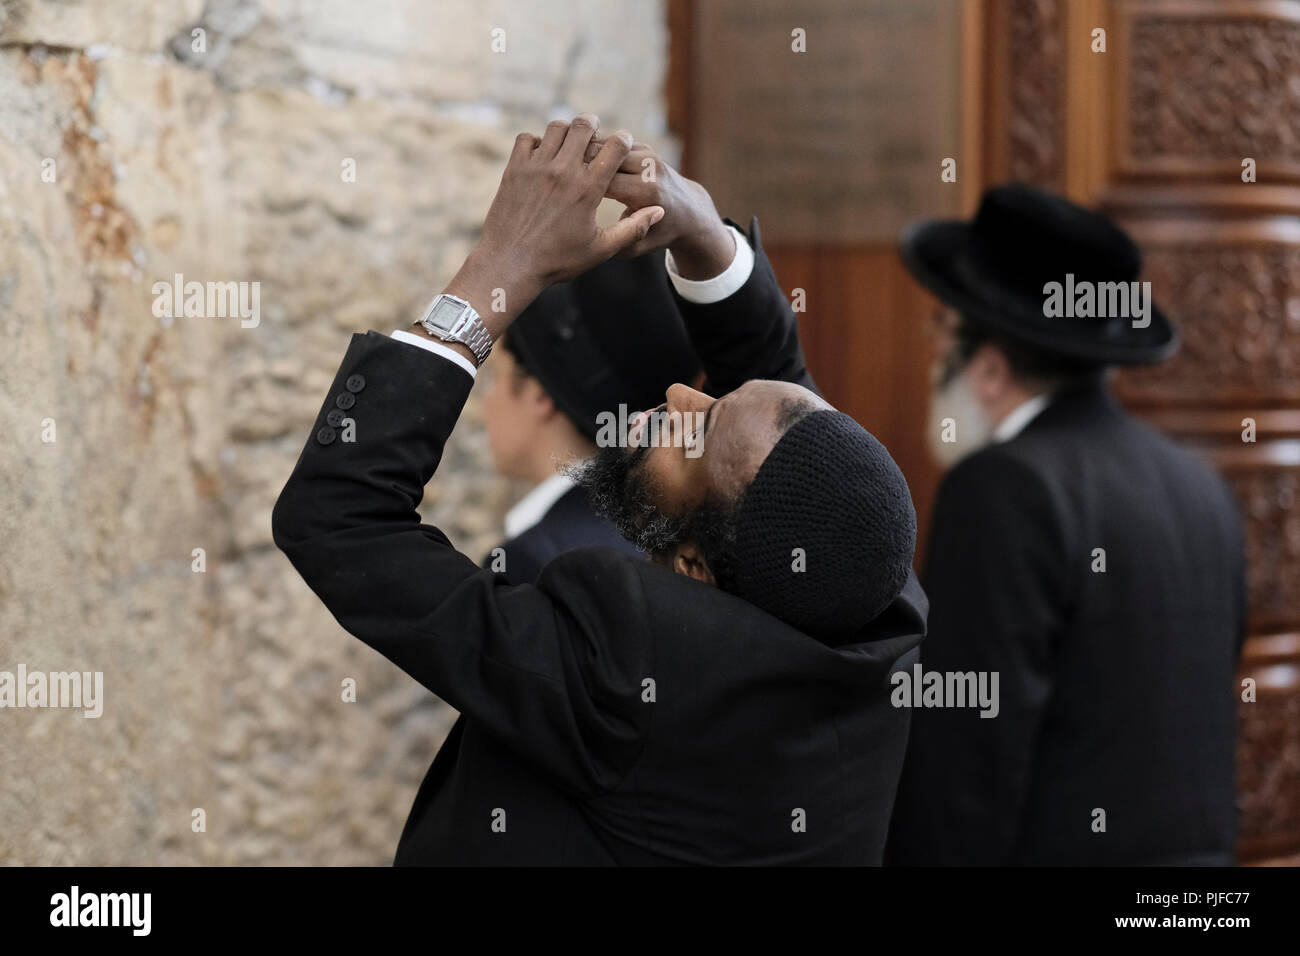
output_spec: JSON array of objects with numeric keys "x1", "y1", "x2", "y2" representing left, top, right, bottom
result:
[
  {"x1": 887, "y1": 184, "x2": 1247, "y2": 865},
  {"x1": 273, "y1": 115, "x2": 926, "y2": 864},
  {"x1": 479, "y1": 255, "x2": 700, "y2": 586}
]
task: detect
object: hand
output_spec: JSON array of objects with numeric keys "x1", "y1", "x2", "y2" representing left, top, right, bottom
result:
[
  {"x1": 428, "y1": 115, "x2": 666, "y2": 368},
  {"x1": 475, "y1": 114, "x2": 665, "y2": 293},
  {"x1": 587, "y1": 136, "x2": 734, "y2": 279}
]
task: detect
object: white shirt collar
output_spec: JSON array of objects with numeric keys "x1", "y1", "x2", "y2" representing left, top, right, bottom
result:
[
  {"x1": 503, "y1": 472, "x2": 577, "y2": 540},
  {"x1": 993, "y1": 392, "x2": 1052, "y2": 443}
]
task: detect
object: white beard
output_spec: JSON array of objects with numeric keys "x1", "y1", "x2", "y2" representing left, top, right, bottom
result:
[{"x1": 926, "y1": 367, "x2": 994, "y2": 468}]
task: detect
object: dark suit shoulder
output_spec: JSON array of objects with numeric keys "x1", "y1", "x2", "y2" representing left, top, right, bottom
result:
[
  {"x1": 532, "y1": 545, "x2": 654, "y2": 635},
  {"x1": 495, "y1": 486, "x2": 641, "y2": 586},
  {"x1": 1125, "y1": 414, "x2": 1240, "y2": 502},
  {"x1": 935, "y1": 440, "x2": 1061, "y2": 516},
  {"x1": 926, "y1": 442, "x2": 1074, "y2": 597},
  {"x1": 1002, "y1": 395, "x2": 1240, "y2": 525}
]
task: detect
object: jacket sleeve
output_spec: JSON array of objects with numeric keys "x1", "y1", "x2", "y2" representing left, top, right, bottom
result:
[
  {"x1": 272, "y1": 331, "x2": 651, "y2": 796},
  {"x1": 887, "y1": 451, "x2": 1068, "y2": 864},
  {"x1": 671, "y1": 217, "x2": 820, "y2": 397},
  {"x1": 481, "y1": 535, "x2": 546, "y2": 588}
]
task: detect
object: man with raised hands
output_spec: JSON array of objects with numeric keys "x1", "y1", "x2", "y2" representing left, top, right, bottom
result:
[{"x1": 273, "y1": 114, "x2": 925, "y2": 865}]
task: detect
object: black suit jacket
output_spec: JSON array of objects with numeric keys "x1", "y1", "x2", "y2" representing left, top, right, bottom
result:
[
  {"x1": 482, "y1": 485, "x2": 640, "y2": 587},
  {"x1": 273, "y1": 219, "x2": 927, "y2": 864},
  {"x1": 888, "y1": 383, "x2": 1246, "y2": 865}
]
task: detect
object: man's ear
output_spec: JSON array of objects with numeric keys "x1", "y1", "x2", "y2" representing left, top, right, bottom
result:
[
  {"x1": 671, "y1": 542, "x2": 717, "y2": 586},
  {"x1": 519, "y1": 376, "x2": 560, "y2": 422},
  {"x1": 968, "y1": 342, "x2": 1012, "y2": 402}
]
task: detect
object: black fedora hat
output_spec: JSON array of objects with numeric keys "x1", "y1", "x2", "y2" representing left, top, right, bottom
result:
[
  {"x1": 506, "y1": 253, "x2": 700, "y2": 441},
  {"x1": 900, "y1": 183, "x2": 1177, "y2": 365}
]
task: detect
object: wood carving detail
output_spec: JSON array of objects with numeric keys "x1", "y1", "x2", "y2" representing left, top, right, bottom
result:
[
  {"x1": 1237, "y1": 687, "x2": 1300, "y2": 848},
  {"x1": 1117, "y1": 243, "x2": 1300, "y2": 402},
  {"x1": 1224, "y1": 469, "x2": 1300, "y2": 627},
  {"x1": 1007, "y1": 0, "x2": 1063, "y2": 186},
  {"x1": 1129, "y1": 16, "x2": 1300, "y2": 163}
]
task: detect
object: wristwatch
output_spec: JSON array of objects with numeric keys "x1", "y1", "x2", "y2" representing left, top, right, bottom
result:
[{"x1": 415, "y1": 293, "x2": 494, "y2": 366}]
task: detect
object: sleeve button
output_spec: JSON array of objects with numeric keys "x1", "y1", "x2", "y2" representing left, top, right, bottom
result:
[
  {"x1": 326, "y1": 409, "x2": 346, "y2": 427},
  {"x1": 316, "y1": 426, "x2": 337, "y2": 446},
  {"x1": 345, "y1": 374, "x2": 366, "y2": 393},
  {"x1": 335, "y1": 392, "x2": 356, "y2": 410}
]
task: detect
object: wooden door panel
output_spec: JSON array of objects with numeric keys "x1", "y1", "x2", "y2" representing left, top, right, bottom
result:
[{"x1": 671, "y1": 0, "x2": 1299, "y2": 863}]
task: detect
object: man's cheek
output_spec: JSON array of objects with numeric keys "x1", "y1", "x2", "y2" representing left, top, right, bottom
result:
[{"x1": 637, "y1": 454, "x2": 679, "y2": 512}]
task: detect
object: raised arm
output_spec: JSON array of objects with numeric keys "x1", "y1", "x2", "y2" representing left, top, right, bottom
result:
[
  {"x1": 272, "y1": 115, "x2": 664, "y2": 795},
  {"x1": 598, "y1": 141, "x2": 819, "y2": 396}
]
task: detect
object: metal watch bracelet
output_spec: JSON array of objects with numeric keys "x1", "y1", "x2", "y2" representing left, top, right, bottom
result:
[{"x1": 455, "y1": 318, "x2": 493, "y2": 366}]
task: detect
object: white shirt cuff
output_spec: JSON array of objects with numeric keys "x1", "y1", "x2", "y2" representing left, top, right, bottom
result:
[
  {"x1": 391, "y1": 329, "x2": 478, "y2": 379},
  {"x1": 664, "y1": 224, "x2": 754, "y2": 304}
]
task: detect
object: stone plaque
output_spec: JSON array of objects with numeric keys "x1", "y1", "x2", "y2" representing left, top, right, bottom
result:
[{"x1": 689, "y1": 0, "x2": 965, "y2": 243}]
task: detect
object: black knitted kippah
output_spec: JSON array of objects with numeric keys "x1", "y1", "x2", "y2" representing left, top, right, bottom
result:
[{"x1": 731, "y1": 410, "x2": 917, "y2": 638}]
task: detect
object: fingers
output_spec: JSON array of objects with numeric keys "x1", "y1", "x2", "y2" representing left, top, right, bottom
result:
[
  {"x1": 509, "y1": 132, "x2": 539, "y2": 167},
  {"x1": 557, "y1": 112, "x2": 600, "y2": 164},
  {"x1": 595, "y1": 204, "x2": 665, "y2": 259},
  {"x1": 627, "y1": 150, "x2": 658, "y2": 180},
  {"x1": 585, "y1": 135, "x2": 651, "y2": 163},
  {"x1": 586, "y1": 140, "x2": 652, "y2": 171},
  {"x1": 535, "y1": 120, "x2": 571, "y2": 160},
  {"x1": 588, "y1": 131, "x2": 634, "y2": 191},
  {"x1": 603, "y1": 169, "x2": 647, "y2": 206},
  {"x1": 527, "y1": 118, "x2": 650, "y2": 185},
  {"x1": 594, "y1": 150, "x2": 658, "y2": 206},
  {"x1": 612, "y1": 205, "x2": 658, "y2": 259}
]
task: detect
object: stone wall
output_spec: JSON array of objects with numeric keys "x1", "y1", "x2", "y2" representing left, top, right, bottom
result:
[{"x1": 0, "y1": 0, "x2": 668, "y2": 865}]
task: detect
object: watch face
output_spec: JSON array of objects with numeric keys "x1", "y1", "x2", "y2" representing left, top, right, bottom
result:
[{"x1": 426, "y1": 297, "x2": 464, "y2": 333}]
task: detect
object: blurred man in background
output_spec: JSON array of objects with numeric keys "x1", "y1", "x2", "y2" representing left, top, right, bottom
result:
[
  {"x1": 480, "y1": 256, "x2": 699, "y2": 585},
  {"x1": 888, "y1": 184, "x2": 1247, "y2": 865}
]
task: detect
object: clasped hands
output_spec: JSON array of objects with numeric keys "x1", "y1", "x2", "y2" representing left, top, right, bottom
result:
[{"x1": 442, "y1": 113, "x2": 735, "y2": 340}]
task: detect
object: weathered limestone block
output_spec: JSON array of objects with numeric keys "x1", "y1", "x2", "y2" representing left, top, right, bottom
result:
[{"x1": 0, "y1": 0, "x2": 664, "y2": 865}]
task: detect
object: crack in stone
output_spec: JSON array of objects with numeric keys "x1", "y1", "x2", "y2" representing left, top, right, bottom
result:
[{"x1": 0, "y1": 40, "x2": 84, "y2": 56}]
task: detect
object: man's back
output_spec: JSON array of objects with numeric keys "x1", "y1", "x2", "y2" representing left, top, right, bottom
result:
[
  {"x1": 890, "y1": 383, "x2": 1245, "y2": 864},
  {"x1": 396, "y1": 546, "x2": 926, "y2": 865}
]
